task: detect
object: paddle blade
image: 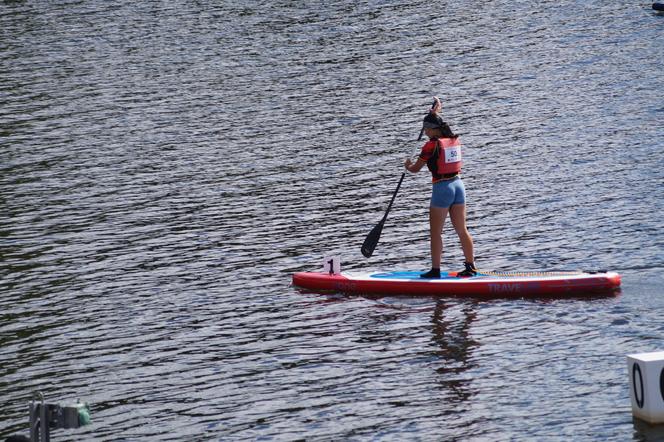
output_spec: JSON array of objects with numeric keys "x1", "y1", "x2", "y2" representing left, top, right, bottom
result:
[{"x1": 361, "y1": 220, "x2": 384, "y2": 258}]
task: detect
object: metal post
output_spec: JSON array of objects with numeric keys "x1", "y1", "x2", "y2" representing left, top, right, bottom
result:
[
  {"x1": 29, "y1": 397, "x2": 38, "y2": 442},
  {"x1": 28, "y1": 392, "x2": 50, "y2": 442},
  {"x1": 39, "y1": 399, "x2": 49, "y2": 442}
]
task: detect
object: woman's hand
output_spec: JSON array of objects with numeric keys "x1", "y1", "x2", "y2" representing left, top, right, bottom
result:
[{"x1": 405, "y1": 157, "x2": 425, "y2": 173}]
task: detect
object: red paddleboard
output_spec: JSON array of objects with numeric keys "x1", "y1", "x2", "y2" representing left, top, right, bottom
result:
[{"x1": 292, "y1": 270, "x2": 621, "y2": 298}]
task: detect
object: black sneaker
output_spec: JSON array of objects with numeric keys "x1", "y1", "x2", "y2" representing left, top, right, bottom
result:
[
  {"x1": 457, "y1": 262, "x2": 477, "y2": 277},
  {"x1": 420, "y1": 268, "x2": 441, "y2": 279}
]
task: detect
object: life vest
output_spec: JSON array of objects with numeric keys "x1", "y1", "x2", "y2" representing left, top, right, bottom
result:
[{"x1": 426, "y1": 137, "x2": 462, "y2": 179}]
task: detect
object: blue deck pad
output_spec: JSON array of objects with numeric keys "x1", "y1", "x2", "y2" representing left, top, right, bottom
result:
[{"x1": 370, "y1": 271, "x2": 487, "y2": 280}]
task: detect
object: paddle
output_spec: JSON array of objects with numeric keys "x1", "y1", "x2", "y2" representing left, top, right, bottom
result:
[
  {"x1": 360, "y1": 98, "x2": 438, "y2": 258},
  {"x1": 360, "y1": 172, "x2": 406, "y2": 257}
]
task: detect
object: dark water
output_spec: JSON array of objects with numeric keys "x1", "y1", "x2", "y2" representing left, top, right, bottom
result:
[{"x1": 1, "y1": 0, "x2": 664, "y2": 440}]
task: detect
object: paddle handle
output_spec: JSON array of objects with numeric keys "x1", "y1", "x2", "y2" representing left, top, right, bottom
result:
[{"x1": 417, "y1": 97, "x2": 439, "y2": 141}]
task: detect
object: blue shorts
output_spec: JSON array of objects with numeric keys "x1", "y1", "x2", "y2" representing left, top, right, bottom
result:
[{"x1": 430, "y1": 177, "x2": 466, "y2": 208}]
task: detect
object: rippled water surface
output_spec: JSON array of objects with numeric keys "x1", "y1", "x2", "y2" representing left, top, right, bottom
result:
[{"x1": 2, "y1": 1, "x2": 664, "y2": 440}]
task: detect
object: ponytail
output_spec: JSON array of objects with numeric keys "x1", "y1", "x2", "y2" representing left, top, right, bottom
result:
[{"x1": 439, "y1": 122, "x2": 458, "y2": 139}]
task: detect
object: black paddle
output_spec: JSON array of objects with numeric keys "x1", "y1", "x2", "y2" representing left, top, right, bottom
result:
[
  {"x1": 360, "y1": 172, "x2": 406, "y2": 257},
  {"x1": 360, "y1": 98, "x2": 437, "y2": 258}
]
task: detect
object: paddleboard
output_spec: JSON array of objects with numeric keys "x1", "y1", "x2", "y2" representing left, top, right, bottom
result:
[{"x1": 292, "y1": 269, "x2": 621, "y2": 298}]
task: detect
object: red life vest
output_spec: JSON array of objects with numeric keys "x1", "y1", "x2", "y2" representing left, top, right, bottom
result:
[{"x1": 425, "y1": 137, "x2": 462, "y2": 179}]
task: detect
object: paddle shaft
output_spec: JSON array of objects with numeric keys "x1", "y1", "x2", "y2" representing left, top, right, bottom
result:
[
  {"x1": 360, "y1": 98, "x2": 437, "y2": 258},
  {"x1": 380, "y1": 172, "x2": 405, "y2": 223}
]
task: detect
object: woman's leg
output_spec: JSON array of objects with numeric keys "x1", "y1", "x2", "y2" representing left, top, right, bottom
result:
[
  {"x1": 449, "y1": 204, "x2": 474, "y2": 263},
  {"x1": 429, "y1": 206, "x2": 449, "y2": 269}
]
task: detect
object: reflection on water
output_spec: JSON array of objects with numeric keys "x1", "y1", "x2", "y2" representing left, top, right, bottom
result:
[
  {"x1": 632, "y1": 417, "x2": 664, "y2": 442},
  {"x1": 431, "y1": 301, "x2": 478, "y2": 405}
]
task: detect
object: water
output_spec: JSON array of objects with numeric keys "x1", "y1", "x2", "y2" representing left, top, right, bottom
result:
[{"x1": 1, "y1": 0, "x2": 663, "y2": 440}]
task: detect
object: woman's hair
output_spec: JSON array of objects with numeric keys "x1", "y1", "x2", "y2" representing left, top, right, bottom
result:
[
  {"x1": 438, "y1": 121, "x2": 458, "y2": 138},
  {"x1": 423, "y1": 113, "x2": 458, "y2": 139}
]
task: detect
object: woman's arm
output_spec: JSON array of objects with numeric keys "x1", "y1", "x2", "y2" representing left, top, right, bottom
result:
[{"x1": 404, "y1": 157, "x2": 427, "y2": 173}]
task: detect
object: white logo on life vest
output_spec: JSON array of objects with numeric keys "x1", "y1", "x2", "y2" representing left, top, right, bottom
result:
[{"x1": 444, "y1": 145, "x2": 461, "y2": 163}]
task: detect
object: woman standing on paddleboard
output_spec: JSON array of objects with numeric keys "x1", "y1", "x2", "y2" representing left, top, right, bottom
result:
[{"x1": 404, "y1": 98, "x2": 476, "y2": 278}]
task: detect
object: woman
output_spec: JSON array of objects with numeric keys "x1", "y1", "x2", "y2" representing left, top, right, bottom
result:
[{"x1": 404, "y1": 100, "x2": 476, "y2": 278}]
